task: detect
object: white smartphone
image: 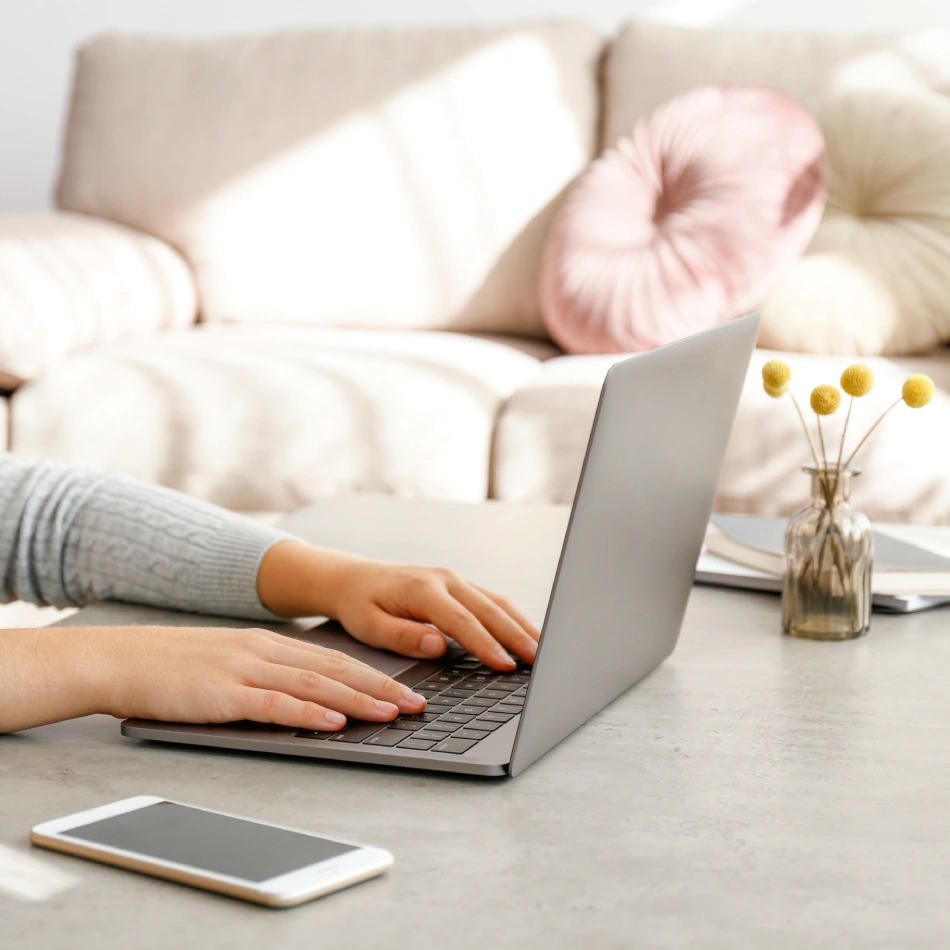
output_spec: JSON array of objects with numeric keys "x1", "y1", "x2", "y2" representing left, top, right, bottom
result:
[{"x1": 30, "y1": 795, "x2": 393, "y2": 907}]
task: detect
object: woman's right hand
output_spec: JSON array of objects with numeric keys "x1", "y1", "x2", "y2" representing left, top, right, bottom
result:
[{"x1": 0, "y1": 625, "x2": 427, "y2": 734}]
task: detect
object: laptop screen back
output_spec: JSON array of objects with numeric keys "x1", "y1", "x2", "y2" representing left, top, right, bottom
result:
[{"x1": 508, "y1": 314, "x2": 759, "y2": 776}]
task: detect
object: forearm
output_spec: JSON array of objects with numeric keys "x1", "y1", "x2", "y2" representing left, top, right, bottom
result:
[
  {"x1": 0, "y1": 627, "x2": 108, "y2": 733},
  {"x1": 1, "y1": 455, "x2": 290, "y2": 621}
]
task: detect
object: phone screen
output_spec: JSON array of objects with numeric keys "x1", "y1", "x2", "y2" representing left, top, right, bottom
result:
[{"x1": 62, "y1": 802, "x2": 357, "y2": 883}]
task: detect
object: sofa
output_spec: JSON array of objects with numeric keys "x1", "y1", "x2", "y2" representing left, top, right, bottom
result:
[{"x1": 3, "y1": 20, "x2": 950, "y2": 521}]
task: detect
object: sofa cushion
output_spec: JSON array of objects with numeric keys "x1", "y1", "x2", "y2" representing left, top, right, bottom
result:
[
  {"x1": 759, "y1": 88, "x2": 950, "y2": 356},
  {"x1": 57, "y1": 25, "x2": 601, "y2": 337},
  {"x1": 602, "y1": 20, "x2": 950, "y2": 150},
  {"x1": 491, "y1": 348, "x2": 950, "y2": 524},
  {"x1": 540, "y1": 85, "x2": 824, "y2": 354},
  {"x1": 0, "y1": 213, "x2": 197, "y2": 386},
  {"x1": 10, "y1": 326, "x2": 549, "y2": 510}
]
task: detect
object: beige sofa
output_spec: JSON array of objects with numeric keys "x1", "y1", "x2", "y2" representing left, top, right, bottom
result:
[{"x1": 3, "y1": 21, "x2": 950, "y2": 521}]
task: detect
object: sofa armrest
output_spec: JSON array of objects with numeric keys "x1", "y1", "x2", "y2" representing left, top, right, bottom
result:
[{"x1": 0, "y1": 212, "x2": 197, "y2": 386}]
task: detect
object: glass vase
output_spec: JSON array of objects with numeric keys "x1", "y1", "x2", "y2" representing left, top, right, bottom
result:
[{"x1": 782, "y1": 466, "x2": 873, "y2": 641}]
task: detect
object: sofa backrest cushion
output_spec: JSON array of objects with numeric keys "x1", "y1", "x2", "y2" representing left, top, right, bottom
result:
[
  {"x1": 603, "y1": 20, "x2": 950, "y2": 150},
  {"x1": 56, "y1": 25, "x2": 602, "y2": 337}
]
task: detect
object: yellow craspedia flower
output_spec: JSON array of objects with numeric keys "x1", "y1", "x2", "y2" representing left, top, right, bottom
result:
[
  {"x1": 762, "y1": 359, "x2": 792, "y2": 396},
  {"x1": 810, "y1": 384, "x2": 841, "y2": 416},
  {"x1": 902, "y1": 374, "x2": 935, "y2": 409},
  {"x1": 840, "y1": 363, "x2": 874, "y2": 398}
]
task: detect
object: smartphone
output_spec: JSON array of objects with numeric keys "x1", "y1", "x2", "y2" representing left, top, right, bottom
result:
[{"x1": 30, "y1": 795, "x2": 393, "y2": 907}]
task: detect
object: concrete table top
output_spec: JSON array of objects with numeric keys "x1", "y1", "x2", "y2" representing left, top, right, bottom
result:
[{"x1": 3, "y1": 496, "x2": 950, "y2": 949}]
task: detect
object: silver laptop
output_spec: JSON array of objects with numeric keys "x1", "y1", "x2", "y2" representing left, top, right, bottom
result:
[{"x1": 123, "y1": 314, "x2": 759, "y2": 777}]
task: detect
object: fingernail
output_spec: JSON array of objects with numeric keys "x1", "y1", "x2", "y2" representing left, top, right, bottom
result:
[
  {"x1": 375, "y1": 700, "x2": 399, "y2": 716},
  {"x1": 325, "y1": 711, "x2": 346, "y2": 725},
  {"x1": 420, "y1": 633, "x2": 444, "y2": 657},
  {"x1": 404, "y1": 689, "x2": 427, "y2": 706},
  {"x1": 496, "y1": 651, "x2": 517, "y2": 669}
]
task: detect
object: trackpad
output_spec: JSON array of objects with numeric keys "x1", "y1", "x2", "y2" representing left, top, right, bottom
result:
[{"x1": 284, "y1": 621, "x2": 419, "y2": 678}]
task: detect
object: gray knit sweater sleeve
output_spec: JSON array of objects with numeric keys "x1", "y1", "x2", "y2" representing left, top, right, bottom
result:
[{"x1": 0, "y1": 454, "x2": 293, "y2": 621}]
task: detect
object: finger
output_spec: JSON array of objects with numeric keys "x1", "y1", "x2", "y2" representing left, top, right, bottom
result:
[
  {"x1": 262, "y1": 642, "x2": 426, "y2": 712},
  {"x1": 450, "y1": 583, "x2": 538, "y2": 664},
  {"x1": 473, "y1": 585, "x2": 542, "y2": 642},
  {"x1": 406, "y1": 584, "x2": 515, "y2": 670},
  {"x1": 240, "y1": 686, "x2": 347, "y2": 731},
  {"x1": 255, "y1": 629, "x2": 378, "y2": 672},
  {"x1": 354, "y1": 608, "x2": 448, "y2": 662},
  {"x1": 251, "y1": 662, "x2": 402, "y2": 722}
]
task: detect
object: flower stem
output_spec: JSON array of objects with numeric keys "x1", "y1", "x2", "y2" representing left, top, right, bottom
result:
[
  {"x1": 817, "y1": 416, "x2": 829, "y2": 472},
  {"x1": 833, "y1": 396, "x2": 854, "y2": 499},
  {"x1": 789, "y1": 391, "x2": 824, "y2": 475},
  {"x1": 844, "y1": 398, "x2": 902, "y2": 468}
]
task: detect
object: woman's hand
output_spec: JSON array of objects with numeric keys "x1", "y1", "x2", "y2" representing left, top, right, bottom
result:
[
  {"x1": 0, "y1": 625, "x2": 426, "y2": 734},
  {"x1": 258, "y1": 542, "x2": 541, "y2": 670}
]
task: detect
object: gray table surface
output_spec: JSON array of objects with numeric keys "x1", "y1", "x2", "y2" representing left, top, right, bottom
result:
[{"x1": 3, "y1": 495, "x2": 950, "y2": 949}]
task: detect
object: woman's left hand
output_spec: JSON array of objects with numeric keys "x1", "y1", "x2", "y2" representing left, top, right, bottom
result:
[{"x1": 258, "y1": 542, "x2": 541, "y2": 671}]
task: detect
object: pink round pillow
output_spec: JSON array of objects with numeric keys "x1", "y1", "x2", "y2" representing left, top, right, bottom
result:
[{"x1": 540, "y1": 85, "x2": 826, "y2": 354}]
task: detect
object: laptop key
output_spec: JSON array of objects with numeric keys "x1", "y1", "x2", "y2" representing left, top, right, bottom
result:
[
  {"x1": 426, "y1": 695, "x2": 462, "y2": 707},
  {"x1": 295, "y1": 730, "x2": 336, "y2": 740},
  {"x1": 487, "y1": 682, "x2": 519, "y2": 692},
  {"x1": 438, "y1": 712, "x2": 475, "y2": 724},
  {"x1": 363, "y1": 729, "x2": 414, "y2": 747},
  {"x1": 399, "y1": 738, "x2": 438, "y2": 751},
  {"x1": 454, "y1": 705, "x2": 486, "y2": 716},
  {"x1": 414, "y1": 729, "x2": 449, "y2": 741},
  {"x1": 461, "y1": 673, "x2": 497, "y2": 686},
  {"x1": 495, "y1": 704, "x2": 523, "y2": 715},
  {"x1": 500, "y1": 697, "x2": 524, "y2": 707},
  {"x1": 328, "y1": 722, "x2": 385, "y2": 743},
  {"x1": 426, "y1": 721, "x2": 461, "y2": 733},
  {"x1": 441, "y1": 688, "x2": 478, "y2": 699},
  {"x1": 454, "y1": 728, "x2": 490, "y2": 741},
  {"x1": 397, "y1": 712, "x2": 440, "y2": 722},
  {"x1": 497, "y1": 674, "x2": 530, "y2": 685},
  {"x1": 432, "y1": 737, "x2": 478, "y2": 755},
  {"x1": 479, "y1": 711, "x2": 514, "y2": 723},
  {"x1": 471, "y1": 718, "x2": 503, "y2": 731},
  {"x1": 465, "y1": 697, "x2": 497, "y2": 708},
  {"x1": 476, "y1": 689, "x2": 509, "y2": 701},
  {"x1": 417, "y1": 680, "x2": 452, "y2": 691},
  {"x1": 416, "y1": 689, "x2": 442, "y2": 699},
  {"x1": 390, "y1": 719, "x2": 427, "y2": 732}
]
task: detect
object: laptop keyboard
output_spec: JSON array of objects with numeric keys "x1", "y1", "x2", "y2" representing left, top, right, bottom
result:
[{"x1": 295, "y1": 651, "x2": 530, "y2": 755}]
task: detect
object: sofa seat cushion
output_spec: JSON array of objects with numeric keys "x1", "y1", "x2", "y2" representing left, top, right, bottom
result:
[
  {"x1": 57, "y1": 25, "x2": 601, "y2": 337},
  {"x1": 10, "y1": 326, "x2": 549, "y2": 510},
  {"x1": 491, "y1": 348, "x2": 950, "y2": 524},
  {"x1": 0, "y1": 213, "x2": 197, "y2": 387}
]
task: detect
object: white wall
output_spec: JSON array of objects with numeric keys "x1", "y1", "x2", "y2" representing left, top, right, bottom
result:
[{"x1": 1, "y1": 0, "x2": 948, "y2": 212}]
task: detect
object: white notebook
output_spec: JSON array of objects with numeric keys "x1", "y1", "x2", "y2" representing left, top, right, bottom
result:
[{"x1": 697, "y1": 514, "x2": 950, "y2": 614}]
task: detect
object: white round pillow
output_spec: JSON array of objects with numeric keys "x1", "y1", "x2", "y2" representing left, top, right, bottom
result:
[{"x1": 759, "y1": 88, "x2": 950, "y2": 355}]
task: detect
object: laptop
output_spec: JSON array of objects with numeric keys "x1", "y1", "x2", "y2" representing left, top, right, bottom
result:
[{"x1": 123, "y1": 313, "x2": 760, "y2": 777}]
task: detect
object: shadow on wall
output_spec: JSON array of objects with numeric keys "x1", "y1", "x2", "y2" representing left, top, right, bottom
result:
[{"x1": 56, "y1": 26, "x2": 601, "y2": 335}]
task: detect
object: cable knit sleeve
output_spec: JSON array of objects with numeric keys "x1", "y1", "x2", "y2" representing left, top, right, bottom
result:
[{"x1": 0, "y1": 454, "x2": 293, "y2": 621}]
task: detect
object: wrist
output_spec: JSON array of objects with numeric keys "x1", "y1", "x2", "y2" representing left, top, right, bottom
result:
[{"x1": 257, "y1": 540, "x2": 365, "y2": 619}]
